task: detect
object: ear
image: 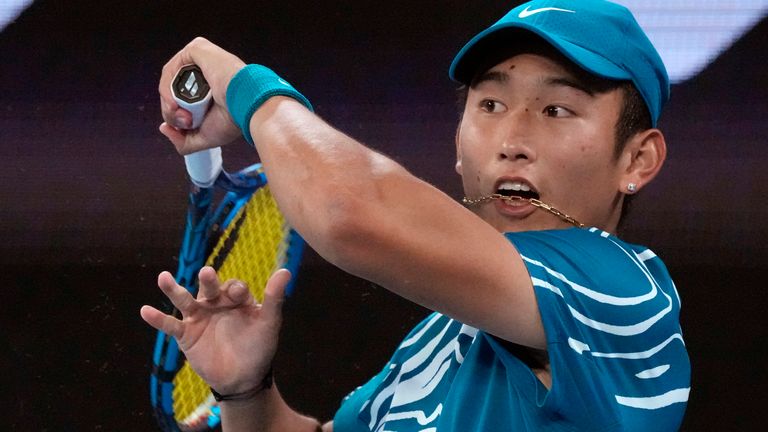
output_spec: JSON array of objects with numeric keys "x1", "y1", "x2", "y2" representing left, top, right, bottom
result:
[
  {"x1": 455, "y1": 121, "x2": 463, "y2": 176},
  {"x1": 618, "y1": 128, "x2": 667, "y2": 194}
]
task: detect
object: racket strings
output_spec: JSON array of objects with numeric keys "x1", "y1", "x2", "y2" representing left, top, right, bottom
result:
[
  {"x1": 211, "y1": 187, "x2": 291, "y2": 296},
  {"x1": 172, "y1": 186, "x2": 292, "y2": 426}
]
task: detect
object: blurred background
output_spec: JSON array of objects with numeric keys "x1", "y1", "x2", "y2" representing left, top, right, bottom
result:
[{"x1": 1, "y1": 0, "x2": 766, "y2": 430}]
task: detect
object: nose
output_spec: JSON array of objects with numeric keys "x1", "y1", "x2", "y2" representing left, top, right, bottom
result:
[
  {"x1": 498, "y1": 109, "x2": 536, "y2": 162},
  {"x1": 498, "y1": 144, "x2": 532, "y2": 161}
]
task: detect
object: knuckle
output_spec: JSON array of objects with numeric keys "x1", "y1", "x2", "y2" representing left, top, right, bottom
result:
[{"x1": 189, "y1": 36, "x2": 209, "y2": 49}]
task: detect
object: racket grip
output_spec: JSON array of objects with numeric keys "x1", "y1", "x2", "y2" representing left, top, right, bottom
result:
[
  {"x1": 172, "y1": 65, "x2": 221, "y2": 187},
  {"x1": 171, "y1": 64, "x2": 213, "y2": 129},
  {"x1": 184, "y1": 148, "x2": 223, "y2": 188}
]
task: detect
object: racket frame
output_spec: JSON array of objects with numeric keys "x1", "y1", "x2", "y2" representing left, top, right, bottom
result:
[{"x1": 149, "y1": 163, "x2": 303, "y2": 431}]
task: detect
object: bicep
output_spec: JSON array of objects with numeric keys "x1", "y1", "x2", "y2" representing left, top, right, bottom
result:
[{"x1": 334, "y1": 168, "x2": 546, "y2": 349}]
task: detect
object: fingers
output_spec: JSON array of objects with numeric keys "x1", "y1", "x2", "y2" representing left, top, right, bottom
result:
[
  {"x1": 159, "y1": 52, "x2": 185, "y2": 127},
  {"x1": 226, "y1": 279, "x2": 257, "y2": 306},
  {"x1": 159, "y1": 38, "x2": 247, "y2": 155},
  {"x1": 181, "y1": 37, "x2": 246, "y2": 104},
  {"x1": 157, "y1": 271, "x2": 197, "y2": 313},
  {"x1": 158, "y1": 123, "x2": 189, "y2": 153},
  {"x1": 159, "y1": 39, "x2": 209, "y2": 131},
  {"x1": 159, "y1": 38, "x2": 245, "y2": 127},
  {"x1": 158, "y1": 38, "x2": 213, "y2": 127},
  {"x1": 159, "y1": 121, "x2": 210, "y2": 155},
  {"x1": 159, "y1": 111, "x2": 242, "y2": 155},
  {"x1": 198, "y1": 266, "x2": 255, "y2": 307},
  {"x1": 262, "y1": 269, "x2": 291, "y2": 324},
  {"x1": 140, "y1": 305, "x2": 184, "y2": 338},
  {"x1": 197, "y1": 266, "x2": 222, "y2": 301}
]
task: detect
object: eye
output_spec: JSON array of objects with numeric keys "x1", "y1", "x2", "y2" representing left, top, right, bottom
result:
[
  {"x1": 543, "y1": 105, "x2": 573, "y2": 118},
  {"x1": 480, "y1": 99, "x2": 507, "y2": 113}
]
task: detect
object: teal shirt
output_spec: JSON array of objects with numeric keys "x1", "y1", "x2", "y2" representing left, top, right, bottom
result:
[{"x1": 334, "y1": 228, "x2": 690, "y2": 431}]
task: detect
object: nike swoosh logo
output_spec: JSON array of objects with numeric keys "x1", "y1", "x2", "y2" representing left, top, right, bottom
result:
[{"x1": 518, "y1": 6, "x2": 576, "y2": 18}]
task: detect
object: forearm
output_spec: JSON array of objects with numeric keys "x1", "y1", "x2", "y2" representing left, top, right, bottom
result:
[
  {"x1": 248, "y1": 96, "x2": 399, "y2": 263},
  {"x1": 220, "y1": 383, "x2": 324, "y2": 432}
]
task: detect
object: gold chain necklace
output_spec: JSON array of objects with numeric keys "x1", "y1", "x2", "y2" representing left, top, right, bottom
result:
[{"x1": 462, "y1": 194, "x2": 585, "y2": 228}]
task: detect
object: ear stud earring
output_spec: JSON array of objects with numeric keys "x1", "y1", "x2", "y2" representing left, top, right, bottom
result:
[{"x1": 627, "y1": 183, "x2": 638, "y2": 193}]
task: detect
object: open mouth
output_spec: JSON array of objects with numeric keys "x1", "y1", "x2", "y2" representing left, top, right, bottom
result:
[{"x1": 496, "y1": 180, "x2": 540, "y2": 201}]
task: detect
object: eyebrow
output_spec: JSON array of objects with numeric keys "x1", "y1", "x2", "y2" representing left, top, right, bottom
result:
[
  {"x1": 544, "y1": 76, "x2": 596, "y2": 97},
  {"x1": 471, "y1": 70, "x2": 596, "y2": 98},
  {"x1": 470, "y1": 70, "x2": 509, "y2": 88}
]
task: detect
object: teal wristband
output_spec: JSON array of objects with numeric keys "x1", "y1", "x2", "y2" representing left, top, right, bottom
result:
[{"x1": 226, "y1": 64, "x2": 313, "y2": 145}]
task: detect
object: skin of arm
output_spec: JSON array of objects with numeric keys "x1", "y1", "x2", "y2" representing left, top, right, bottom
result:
[
  {"x1": 156, "y1": 37, "x2": 547, "y2": 431},
  {"x1": 248, "y1": 97, "x2": 545, "y2": 348}
]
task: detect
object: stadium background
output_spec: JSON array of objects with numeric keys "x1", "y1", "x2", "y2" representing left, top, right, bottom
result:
[{"x1": 1, "y1": 1, "x2": 766, "y2": 430}]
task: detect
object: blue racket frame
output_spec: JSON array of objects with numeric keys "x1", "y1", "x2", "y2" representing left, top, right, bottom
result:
[{"x1": 150, "y1": 163, "x2": 304, "y2": 431}]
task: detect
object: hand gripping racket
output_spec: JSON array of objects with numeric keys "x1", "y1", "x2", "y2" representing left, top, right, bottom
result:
[{"x1": 149, "y1": 65, "x2": 304, "y2": 431}]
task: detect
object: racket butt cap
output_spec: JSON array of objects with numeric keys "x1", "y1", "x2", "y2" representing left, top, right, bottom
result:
[{"x1": 185, "y1": 148, "x2": 223, "y2": 188}]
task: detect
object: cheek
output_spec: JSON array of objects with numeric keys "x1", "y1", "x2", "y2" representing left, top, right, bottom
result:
[
  {"x1": 559, "y1": 124, "x2": 615, "y2": 165},
  {"x1": 456, "y1": 128, "x2": 486, "y2": 170},
  {"x1": 458, "y1": 160, "x2": 483, "y2": 189},
  {"x1": 458, "y1": 120, "x2": 478, "y2": 147},
  {"x1": 550, "y1": 139, "x2": 618, "y2": 192},
  {"x1": 455, "y1": 147, "x2": 484, "y2": 194}
]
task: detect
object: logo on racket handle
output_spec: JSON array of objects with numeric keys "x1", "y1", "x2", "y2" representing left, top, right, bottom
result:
[
  {"x1": 170, "y1": 64, "x2": 221, "y2": 188},
  {"x1": 171, "y1": 64, "x2": 212, "y2": 129}
]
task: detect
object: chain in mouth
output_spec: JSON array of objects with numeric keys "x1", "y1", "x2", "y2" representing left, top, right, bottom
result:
[{"x1": 462, "y1": 194, "x2": 585, "y2": 228}]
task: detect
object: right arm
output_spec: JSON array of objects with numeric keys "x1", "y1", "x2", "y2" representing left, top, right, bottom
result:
[
  {"x1": 157, "y1": 38, "x2": 546, "y2": 350},
  {"x1": 153, "y1": 37, "x2": 547, "y2": 429}
]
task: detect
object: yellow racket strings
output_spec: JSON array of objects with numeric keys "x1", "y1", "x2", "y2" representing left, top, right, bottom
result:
[{"x1": 172, "y1": 186, "x2": 291, "y2": 424}]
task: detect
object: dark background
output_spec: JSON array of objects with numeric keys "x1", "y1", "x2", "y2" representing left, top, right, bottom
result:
[{"x1": 1, "y1": 0, "x2": 766, "y2": 430}]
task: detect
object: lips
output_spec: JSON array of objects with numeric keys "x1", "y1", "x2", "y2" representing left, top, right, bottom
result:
[{"x1": 489, "y1": 178, "x2": 540, "y2": 218}]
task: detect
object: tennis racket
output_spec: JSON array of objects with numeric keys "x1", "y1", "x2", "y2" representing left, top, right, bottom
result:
[{"x1": 149, "y1": 65, "x2": 304, "y2": 431}]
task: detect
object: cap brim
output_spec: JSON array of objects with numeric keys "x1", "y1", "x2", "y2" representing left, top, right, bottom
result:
[{"x1": 449, "y1": 22, "x2": 631, "y2": 85}]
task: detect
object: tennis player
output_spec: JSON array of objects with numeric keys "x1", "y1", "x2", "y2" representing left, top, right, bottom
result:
[{"x1": 142, "y1": 0, "x2": 691, "y2": 430}]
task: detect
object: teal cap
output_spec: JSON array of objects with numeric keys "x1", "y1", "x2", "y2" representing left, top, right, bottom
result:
[{"x1": 449, "y1": 0, "x2": 669, "y2": 126}]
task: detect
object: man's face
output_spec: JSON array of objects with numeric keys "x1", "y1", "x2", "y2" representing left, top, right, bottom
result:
[{"x1": 456, "y1": 53, "x2": 626, "y2": 233}]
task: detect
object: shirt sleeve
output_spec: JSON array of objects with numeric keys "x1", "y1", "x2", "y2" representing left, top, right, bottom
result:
[{"x1": 504, "y1": 228, "x2": 690, "y2": 430}]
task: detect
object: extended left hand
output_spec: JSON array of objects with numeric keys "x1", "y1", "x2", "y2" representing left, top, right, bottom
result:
[{"x1": 140, "y1": 266, "x2": 290, "y2": 394}]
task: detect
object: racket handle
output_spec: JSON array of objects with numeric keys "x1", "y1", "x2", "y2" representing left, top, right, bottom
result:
[
  {"x1": 184, "y1": 148, "x2": 222, "y2": 188},
  {"x1": 171, "y1": 64, "x2": 222, "y2": 187},
  {"x1": 171, "y1": 64, "x2": 212, "y2": 129}
]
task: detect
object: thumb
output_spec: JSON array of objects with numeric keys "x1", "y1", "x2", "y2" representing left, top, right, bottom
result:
[
  {"x1": 159, "y1": 122, "x2": 195, "y2": 154},
  {"x1": 158, "y1": 122, "x2": 211, "y2": 155},
  {"x1": 262, "y1": 269, "x2": 291, "y2": 324}
]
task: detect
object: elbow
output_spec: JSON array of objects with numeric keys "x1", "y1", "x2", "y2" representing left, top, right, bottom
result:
[
  {"x1": 316, "y1": 157, "x2": 400, "y2": 270},
  {"x1": 319, "y1": 193, "x2": 378, "y2": 270},
  {"x1": 294, "y1": 152, "x2": 404, "y2": 274}
]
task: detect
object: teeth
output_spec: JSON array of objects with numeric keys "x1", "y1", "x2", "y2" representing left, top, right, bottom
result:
[{"x1": 497, "y1": 181, "x2": 533, "y2": 193}]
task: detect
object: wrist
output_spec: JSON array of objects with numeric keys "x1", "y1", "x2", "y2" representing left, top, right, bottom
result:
[
  {"x1": 210, "y1": 366, "x2": 274, "y2": 402},
  {"x1": 226, "y1": 64, "x2": 313, "y2": 146}
]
